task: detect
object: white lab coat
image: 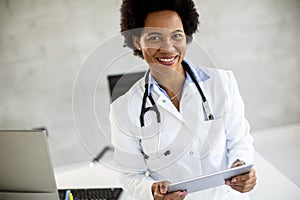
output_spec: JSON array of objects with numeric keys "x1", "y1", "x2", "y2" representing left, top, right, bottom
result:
[{"x1": 110, "y1": 61, "x2": 254, "y2": 200}]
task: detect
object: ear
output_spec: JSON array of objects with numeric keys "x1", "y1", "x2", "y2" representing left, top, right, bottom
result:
[{"x1": 132, "y1": 36, "x2": 141, "y2": 50}]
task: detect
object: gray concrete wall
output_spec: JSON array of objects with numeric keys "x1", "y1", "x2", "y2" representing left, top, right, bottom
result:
[{"x1": 0, "y1": 0, "x2": 299, "y2": 166}]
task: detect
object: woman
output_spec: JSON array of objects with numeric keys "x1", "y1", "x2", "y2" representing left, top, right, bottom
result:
[{"x1": 110, "y1": 0, "x2": 256, "y2": 199}]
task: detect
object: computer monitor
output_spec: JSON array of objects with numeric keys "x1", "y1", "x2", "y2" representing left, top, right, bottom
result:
[
  {"x1": 107, "y1": 71, "x2": 145, "y2": 102},
  {"x1": 0, "y1": 129, "x2": 59, "y2": 200}
]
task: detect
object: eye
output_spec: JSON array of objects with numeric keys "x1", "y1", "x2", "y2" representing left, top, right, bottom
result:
[
  {"x1": 146, "y1": 35, "x2": 162, "y2": 43},
  {"x1": 172, "y1": 33, "x2": 184, "y2": 41}
]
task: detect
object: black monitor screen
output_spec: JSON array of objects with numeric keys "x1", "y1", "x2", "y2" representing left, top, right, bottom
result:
[{"x1": 107, "y1": 71, "x2": 145, "y2": 102}]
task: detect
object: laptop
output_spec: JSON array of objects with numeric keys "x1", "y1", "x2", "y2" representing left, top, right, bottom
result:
[{"x1": 0, "y1": 129, "x2": 59, "y2": 200}]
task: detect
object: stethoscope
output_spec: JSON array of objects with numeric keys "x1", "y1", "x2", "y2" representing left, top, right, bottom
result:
[
  {"x1": 140, "y1": 62, "x2": 214, "y2": 127},
  {"x1": 139, "y1": 62, "x2": 214, "y2": 161}
]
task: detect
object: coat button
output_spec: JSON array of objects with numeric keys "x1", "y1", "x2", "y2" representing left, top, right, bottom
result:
[
  {"x1": 189, "y1": 151, "x2": 194, "y2": 155},
  {"x1": 144, "y1": 170, "x2": 151, "y2": 176},
  {"x1": 162, "y1": 99, "x2": 166, "y2": 103}
]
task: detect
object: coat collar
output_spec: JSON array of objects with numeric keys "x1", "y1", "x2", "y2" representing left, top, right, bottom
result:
[{"x1": 146, "y1": 59, "x2": 210, "y2": 97}]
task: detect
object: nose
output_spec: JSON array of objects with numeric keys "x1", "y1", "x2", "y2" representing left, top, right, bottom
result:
[{"x1": 159, "y1": 38, "x2": 175, "y2": 53}]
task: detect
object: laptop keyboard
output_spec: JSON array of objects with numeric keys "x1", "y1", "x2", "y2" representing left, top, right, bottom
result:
[{"x1": 58, "y1": 188, "x2": 122, "y2": 200}]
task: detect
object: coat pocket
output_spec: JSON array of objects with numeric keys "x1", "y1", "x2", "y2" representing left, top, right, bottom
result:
[{"x1": 196, "y1": 117, "x2": 225, "y2": 159}]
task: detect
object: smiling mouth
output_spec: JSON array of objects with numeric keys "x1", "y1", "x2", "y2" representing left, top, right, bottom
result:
[{"x1": 157, "y1": 56, "x2": 178, "y2": 66}]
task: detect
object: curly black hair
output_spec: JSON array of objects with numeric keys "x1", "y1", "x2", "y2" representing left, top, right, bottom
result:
[{"x1": 120, "y1": 0, "x2": 199, "y2": 58}]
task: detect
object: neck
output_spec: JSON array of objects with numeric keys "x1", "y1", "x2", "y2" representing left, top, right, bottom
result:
[{"x1": 151, "y1": 65, "x2": 186, "y2": 100}]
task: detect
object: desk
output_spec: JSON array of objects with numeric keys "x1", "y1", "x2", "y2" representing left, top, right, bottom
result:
[
  {"x1": 55, "y1": 124, "x2": 300, "y2": 199},
  {"x1": 55, "y1": 152, "x2": 300, "y2": 200},
  {"x1": 54, "y1": 162, "x2": 135, "y2": 200},
  {"x1": 252, "y1": 123, "x2": 300, "y2": 187},
  {"x1": 249, "y1": 152, "x2": 300, "y2": 199}
]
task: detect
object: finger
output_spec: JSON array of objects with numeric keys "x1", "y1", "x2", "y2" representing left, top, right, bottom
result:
[
  {"x1": 225, "y1": 168, "x2": 253, "y2": 184},
  {"x1": 230, "y1": 185, "x2": 247, "y2": 193},
  {"x1": 230, "y1": 181, "x2": 256, "y2": 193},
  {"x1": 159, "y1": 181, "x2": 170, "y2": 194},
  {"x1": 230, "y1": 176, "x2": 257, "y2": 192},
  {"x1": 231, "y1": 161, "x2": 244, "y2": 168},
  {"x1": 225, "y1": 179, "x2": 231, "y2": 185},
  {"x1": 228, "y1": 168, "x2": 255, "y2": 185},
  {"x1": 154, "y1": 184, "x2": 164, "y2": 200},
  {"x1": 234, "y1": 168, "x2": 256, "y2": 183},
  {"x1": 249, "y1": 168, "x2": 256, "y2": 177},
  {"x1": 230, "y1": 177, "x2": 256, "y2": 187},
  {"x1": 228, "y1": 178, "x2": 256, "y2": 189},
  {"x1": 230, "y1": 173, "x2": 256, "y2": 186},
  {"x1": 177, "y1": 191, "x2": 188, "y2": 199},
  {"x1": 164, "y1": 191, "x2": 188, "y2": 200},
  {"x1": 232, "y1": 173, "x2": 250, "y2": 183},
  {"x1": 224, "y1": 175, "x2": 240, "y2": 186}
]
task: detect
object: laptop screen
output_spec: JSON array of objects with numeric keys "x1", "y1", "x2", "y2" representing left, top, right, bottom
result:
[{"x1": 0, "y1": 129, "x2": 59, "y2": 200}]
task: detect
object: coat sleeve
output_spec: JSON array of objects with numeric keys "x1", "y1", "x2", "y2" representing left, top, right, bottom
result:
[
  {"x1": 224, "y1": 71, "x2": 254, "y2": 167},
  {"x1": 109, "y1": 103, "x2": 155, "y2": 200}
]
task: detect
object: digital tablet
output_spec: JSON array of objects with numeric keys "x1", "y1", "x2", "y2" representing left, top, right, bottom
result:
[{"x1": 168, "y1": 164, "x2": 253, "y2": 193}]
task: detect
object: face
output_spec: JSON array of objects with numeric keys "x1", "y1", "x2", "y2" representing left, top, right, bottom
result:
[{"x1": 134, "y1": 10, "x2": 187, "y2": 76}]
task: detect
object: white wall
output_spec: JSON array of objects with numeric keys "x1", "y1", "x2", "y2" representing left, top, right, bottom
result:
[
  {"x1": 194, "y1": 0, "x2": 300, "y2": 129},
  {"x1": 0, "y1": 0, "x2": 299, "y2": 166}
]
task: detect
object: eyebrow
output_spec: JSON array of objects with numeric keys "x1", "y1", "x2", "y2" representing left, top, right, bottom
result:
[
  {"x1": 172, "y1": 30, "x2": 184, "y2": 34},
  {"x1": 146, "y1": 30, "x2": 184, "y2": 36},
  {"x1": 146, "y1": 32, "x2": 162, "y2": 36}
]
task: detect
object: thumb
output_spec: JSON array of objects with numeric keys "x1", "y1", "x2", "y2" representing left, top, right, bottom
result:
[{"x1": 231, "y1": 160, "x2": 244, "y2": 168}]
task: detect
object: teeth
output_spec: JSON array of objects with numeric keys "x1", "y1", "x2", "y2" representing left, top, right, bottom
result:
[{"x1": 158, "y1": 57, "x2": 175, "y2": 62}]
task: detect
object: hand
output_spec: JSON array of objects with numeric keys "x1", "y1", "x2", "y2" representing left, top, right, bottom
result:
[
  {"x1": 225, "y1": 161, "x2": 257, "y2": 193},
  {"x1": 152, "y1": 181, "x2": 188, "y2": 200}
]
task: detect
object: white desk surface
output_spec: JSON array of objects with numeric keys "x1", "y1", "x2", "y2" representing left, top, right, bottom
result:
[
  {"x1": 55, "y1": 124, "x2": 300, "y2": 200},
  {"x1": 54, "y1": 162, "x2": 121, "y2": 189},
  {"x1": 249, "y1": 152, "x2": 300, "y2": 199},
  {"x1": 252, "y1": 123, "x2": 300, "y2": 187},
  {"x1": 54, "y1": 162, "x2": 134, "y2": 200}
]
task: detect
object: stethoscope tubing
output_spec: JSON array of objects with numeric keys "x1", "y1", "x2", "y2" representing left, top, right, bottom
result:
[
  {"x1": 140, "y1": 70, "x2": 161, "y2": 127},
  {"x1": 140, "y1": 62, "x2": 214, "y2": 127}
]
